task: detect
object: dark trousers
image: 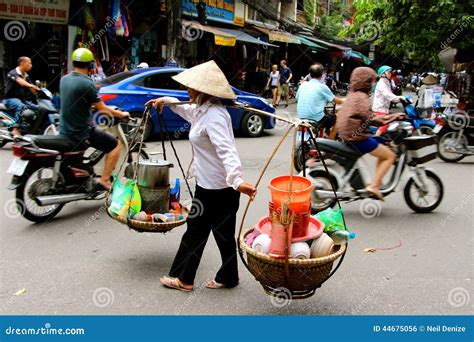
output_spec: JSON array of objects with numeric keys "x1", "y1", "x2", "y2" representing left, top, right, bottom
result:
[{"x1": 169, "y1": 185, "x2": 241, "y2": 286}]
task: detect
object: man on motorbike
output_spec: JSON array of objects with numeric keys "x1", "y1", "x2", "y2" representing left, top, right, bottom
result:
[
  {"x1": 337, "y1": 67, "x2": 405, "y2": 201},
  {"x1": 296, "y1": 63, "x2": 344, "y2": 127},
  {"x1": 372, "y1": 65, "x2": 405, "y2": 136},
  {"x1": 3, "y1": 57, "x2": 41, "y2": 137},
  {"x1": 59, "y1": 48, "x2": 130, "y2": 190}
]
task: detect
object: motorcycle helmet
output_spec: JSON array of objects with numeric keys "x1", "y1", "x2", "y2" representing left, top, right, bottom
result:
[
  {"x1": 137, "y1": 62, "x2": 149, "y2": 69},
  {"x1": 377, "y1": 65, "x2": 392, "y2": 77},
  {"x1": 71, "y1": 48, "x2": 94, "y2": 63}
]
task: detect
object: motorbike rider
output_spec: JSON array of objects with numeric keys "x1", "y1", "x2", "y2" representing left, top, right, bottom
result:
[
  {"x1": 337, "y1": 67, "x2": 405, "y2": 201},
  {"x1": 372, "y1": 65, "x2": 405, "y2": 136},
  {"x1": 59, "y1": 48, "x2": 130, "y2": 190},
  {"x1": 3, "y1": 57, "x2": 41, "y2": 137}
]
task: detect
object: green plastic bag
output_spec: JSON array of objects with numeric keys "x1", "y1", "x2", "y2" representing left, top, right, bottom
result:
[
  {"x1": 316, "y1": 208, "x2": 345, "y2": 234},
  {"x1": 109, "y1": 177, "x2": 141, "y2": 218}
]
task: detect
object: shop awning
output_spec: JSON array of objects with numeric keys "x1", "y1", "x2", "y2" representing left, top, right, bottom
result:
[
  {"x1": 298, "y1": 36, "x2": 328, "y2": 51},
  {"x1": 216, "y1": 28, "x2": 279, "y2": 47},
  {"x1": 183, "y1": 20, "x2": 236, "y2": 46},
  {"x1": 299, "y1": 35, "x2": 350, "y2": 50},
  {"x1": 253, "y1": 26, "x2": 301, "y2": 44},
  {"x1": 351, "y1": 51, "x2": 372, "y2": 65}
]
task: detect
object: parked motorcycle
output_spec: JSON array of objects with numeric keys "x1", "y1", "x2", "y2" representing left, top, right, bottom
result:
[
  {"x1": 0, "y1": 87, "x2": 59, "y2": 147},
  {"x1": 304, "y1": 119, "x2": 443, "y2": 214},
  {"x1": 7, "y1": 113, "x2": 148, "y2": 223},
  {"x1": 435, "y1": 110, "x2": 474, "y2": 162}
]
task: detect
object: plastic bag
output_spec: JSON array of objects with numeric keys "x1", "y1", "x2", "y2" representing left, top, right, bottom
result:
[
  {"x1": 315, "y1": 208, "x2": 345, "y2": 234},
  {"x1": 109, "y1": 177, "x2": 141, "y2": 217}
]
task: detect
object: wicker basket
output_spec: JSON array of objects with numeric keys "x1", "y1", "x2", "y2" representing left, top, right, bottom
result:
[
  {"x1": 108, "y1": 206, "x2": 189, "y2": 233},
  {"x1": 240, "y1": 228, "x2": 346, "y2": 299}
]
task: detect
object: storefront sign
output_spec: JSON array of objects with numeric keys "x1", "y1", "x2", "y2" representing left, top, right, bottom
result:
[
  {"x1": 182, "y1": 0, "x2": 235, "y2": 25},
  {"x1": 0, "y1": 0, "x2": 70, "y2": 25}
]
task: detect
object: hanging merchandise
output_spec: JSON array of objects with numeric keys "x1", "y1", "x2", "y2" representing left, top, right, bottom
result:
[
  {"x1": 109, "y1": 0, "x2": 130, "y2": 37},
  {"x1": 107, "y1": 107, "x2": 192, "y2": 233}
]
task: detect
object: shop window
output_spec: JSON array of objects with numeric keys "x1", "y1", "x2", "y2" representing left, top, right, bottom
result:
[{"x1": 141, "y1": 72, "x2": 186, "y2": 90}]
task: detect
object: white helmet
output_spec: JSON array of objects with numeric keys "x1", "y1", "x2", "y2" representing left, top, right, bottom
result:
[{"x1": 137, "y1": 62, "x2": 149, "y2": 69}]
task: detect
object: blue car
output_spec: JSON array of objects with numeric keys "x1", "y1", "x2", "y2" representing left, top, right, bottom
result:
[{"x1": 98, "y1": 67, "x2": 275, "y2": 139}]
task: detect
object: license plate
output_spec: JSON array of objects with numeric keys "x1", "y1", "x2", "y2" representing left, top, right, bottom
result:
[
  {"x1": 432, "y1": 124, "x2": 443, "y2": 134},
  {"x1": 7, "y1": 158, "x2": 29, "y2": 176}
]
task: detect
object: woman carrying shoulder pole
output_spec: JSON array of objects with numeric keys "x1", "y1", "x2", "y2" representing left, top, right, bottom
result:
[{"x1": 146, "y1": 60, "x2": 256, "y2": 292}]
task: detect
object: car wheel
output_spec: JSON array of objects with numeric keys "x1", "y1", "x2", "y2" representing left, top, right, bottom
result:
[{"x1": 240, "y1": 112, "x2": 264, "y2": 137}]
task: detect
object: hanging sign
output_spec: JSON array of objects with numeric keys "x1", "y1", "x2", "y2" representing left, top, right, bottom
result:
[
  {"x1": 182, "y1": 0, "x2": 235, "y2": 25},
  {"x1": 0, "y1": 0, "x2": 70, "y2": 25}
]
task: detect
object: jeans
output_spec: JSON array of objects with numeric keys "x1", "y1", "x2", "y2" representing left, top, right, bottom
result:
[{"x1": 2, "y1": 98, "x2": 39, "y2": 129}]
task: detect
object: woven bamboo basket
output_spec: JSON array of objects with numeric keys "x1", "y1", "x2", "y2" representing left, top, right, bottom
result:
[
  {"x1": 240, "y1": 228, "x2": 346, "y2": 298},
  {"x1": 107, "y1": 206, "x2": 189, "y2": 233}
]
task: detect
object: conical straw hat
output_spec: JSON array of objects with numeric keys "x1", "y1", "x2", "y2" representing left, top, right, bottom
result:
[
  {"x1": 172, "y1": 60, "x2": 237, "y2": 99},
  {"x1": 422, "y1": 74, "x2": 438, "y2": 85}
]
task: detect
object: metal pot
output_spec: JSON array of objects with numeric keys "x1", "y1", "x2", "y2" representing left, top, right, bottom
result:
[{"x1": 137, "y1": 159, "x2": 174, "y2": 188}]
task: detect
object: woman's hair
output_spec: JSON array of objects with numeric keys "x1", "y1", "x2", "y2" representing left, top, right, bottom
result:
[{"x1": 272, "y1": 64, "x2": 278, "y2": 70}]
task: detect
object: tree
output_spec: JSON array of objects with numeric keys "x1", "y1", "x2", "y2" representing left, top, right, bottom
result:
[{"x1": 343, "y1": 0, "x2": 474, "y2": 66}]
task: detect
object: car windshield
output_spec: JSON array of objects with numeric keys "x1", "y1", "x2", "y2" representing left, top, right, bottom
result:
[{"x1": 100, "y1": 71, "x2": 140, "y2": 85}]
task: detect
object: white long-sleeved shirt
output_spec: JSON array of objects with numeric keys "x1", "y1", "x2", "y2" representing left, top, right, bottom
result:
[
  {"x1": 372, "y1": 77, "x2": 400, "y2": 114},
  {"x1": 162, "y1": 96, "x2": 244, "y2": 191}
]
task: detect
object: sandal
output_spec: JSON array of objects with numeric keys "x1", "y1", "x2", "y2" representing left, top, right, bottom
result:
[
  {"x1": 160, "y1": 276, "x2": 193, "y2": 292},
  {"x1": 206, "y1": 279, "x2": 239, "y2": 289},
  {"x1": 206, "y1": 279, "x2": 226, "y2": 289},
  {"x1": 366, "y1": 187, "x2": 385, "y2": 201}
]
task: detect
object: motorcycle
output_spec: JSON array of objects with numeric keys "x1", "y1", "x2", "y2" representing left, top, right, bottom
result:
[
  {"x1": 294, "y1": 103, "x2": 337, "y2": 172},
  {"x1": 7, "y1": 112, "x2": 148, "y2": 223},
  {"x1": 0, "y1": 86, "x2": 59, "y2": 147},
  {"x1": 304, "y1": 119, "x2": 444, "y2": 214},
  {"x1": 434, "y1": 110, "x2": 474, "y2": 163}
]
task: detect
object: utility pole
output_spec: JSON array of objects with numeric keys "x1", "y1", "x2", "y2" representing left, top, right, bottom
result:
[{"x1": 166, "y1": 0, "x2": 182, "y2": 65}]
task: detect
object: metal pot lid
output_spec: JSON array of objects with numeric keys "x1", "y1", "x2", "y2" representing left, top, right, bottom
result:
[{"x1": 138, "y1": 159, "x2": 174, "y2": 167}]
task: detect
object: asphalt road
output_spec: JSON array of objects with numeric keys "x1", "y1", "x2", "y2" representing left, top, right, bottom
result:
[{"x1": 0, "y1": 104, "x2": 472, "y2": 315}]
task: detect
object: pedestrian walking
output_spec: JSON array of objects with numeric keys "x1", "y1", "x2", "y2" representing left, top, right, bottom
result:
[
  {"x1": 147, "y1": 60, "x2": 257, "y2": 292},
  {"x1": 265, "y1": 64, "x2": 280, "y2": 106},
  {"x1": 276, "y1": 59, "x2": 293, "y2": 108}
]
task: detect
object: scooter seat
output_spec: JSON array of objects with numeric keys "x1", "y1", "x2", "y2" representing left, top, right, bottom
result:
[
  {"x1": 316, "y1": 138, "x2": 362, "y2": 160},
  {"x1": 26, "y1": 135, "x2": 84, "y2": 153}
]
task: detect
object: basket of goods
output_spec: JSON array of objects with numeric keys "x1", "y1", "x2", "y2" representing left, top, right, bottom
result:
[
  {"x1": 237, "y1": 124, "x2": 353, "y2": 299},
  {"x1": 107, "y1": 108, "x2": 192, "y2": 233}
]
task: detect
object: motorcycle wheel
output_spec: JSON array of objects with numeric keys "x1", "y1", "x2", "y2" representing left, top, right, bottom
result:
[
  {"x1": 403, "y1": 170, "x2": 443, "y2": 213},
  {"x1": 307, "y1": 170, "x2": 338, "y2": 214},
  {"x1": 42, "y1": 123, "x2": 58, "y2": 135},
  {"x1": 294, "y1": 143, "x2": 310, "y2": 173},
  {"x1": 437, "y1": 131, "x2": 467, "y2": 163},
  {"x1": 16, "y1": 166, "x2": 64, "y2": 223}
]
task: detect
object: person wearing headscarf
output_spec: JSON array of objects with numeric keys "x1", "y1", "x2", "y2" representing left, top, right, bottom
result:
[
  {"x1": 147, "y1": 60, "x2": 256, "y2": 292},
  {"x1": 337, "y1": 67, "x2": 404, "y2": 200}
]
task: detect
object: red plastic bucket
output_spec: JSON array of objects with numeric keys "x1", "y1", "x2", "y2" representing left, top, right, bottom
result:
[{"x1": 268, "y1": 176, "x2": 313, "y2": 214}]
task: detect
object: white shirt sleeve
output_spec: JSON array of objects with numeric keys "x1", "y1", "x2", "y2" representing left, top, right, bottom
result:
[
  {"x1": 205, "y1": 107, "x2": 244, "y2": 190},
  {"x1": 161, "y1": 96, "x2": 196, "y2": 122},
  {"x1": 378, "y1": 81, "x2": 399, "y2": 103}
]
